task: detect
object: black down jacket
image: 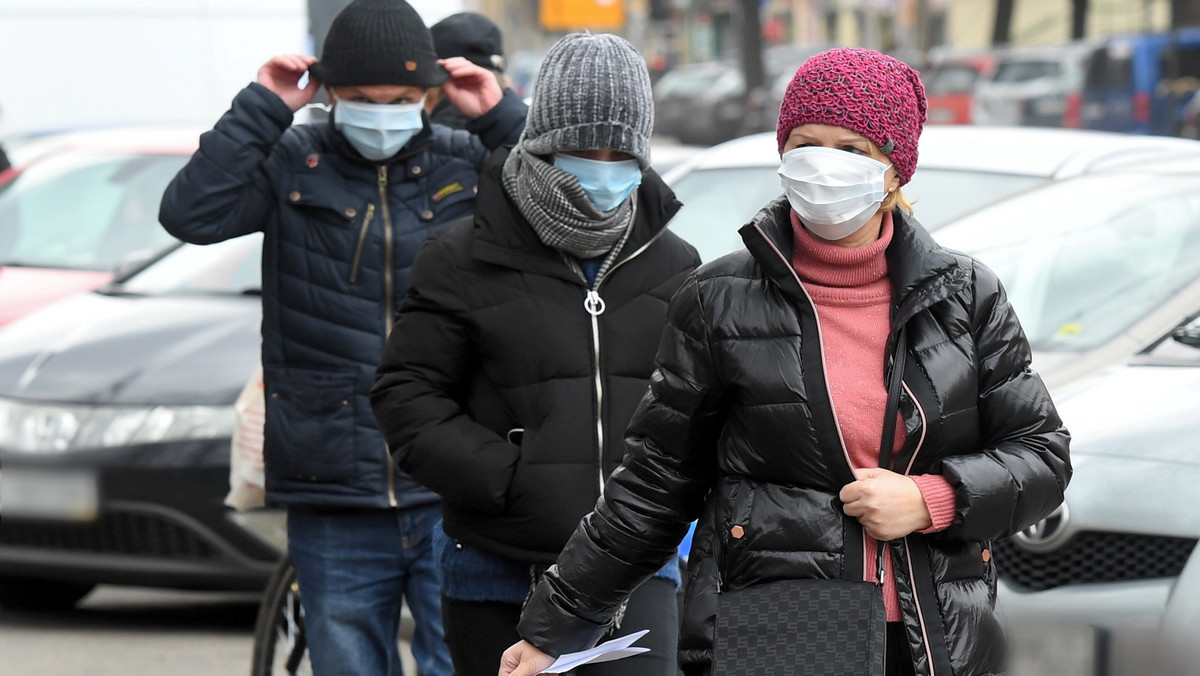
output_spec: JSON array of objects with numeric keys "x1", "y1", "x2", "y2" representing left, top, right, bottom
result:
[
  {"x1": 518, "y1": 197, "x2": 1072, "y2": 676},
  {"x1": 370, "y1": 149, "x2": 701, "y2": 563},
  {"x1": 160, "y1": 83, "x2": 526, "y2": 510}
]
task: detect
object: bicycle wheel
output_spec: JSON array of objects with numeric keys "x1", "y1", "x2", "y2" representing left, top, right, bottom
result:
[{"x1": 250, "y1": 556, "x2": 311, "y2": 676}]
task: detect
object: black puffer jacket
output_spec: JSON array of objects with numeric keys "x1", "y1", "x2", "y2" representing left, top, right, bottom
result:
[
  {"x1": 370, "y1": 149, "x2": 701, "y2": 563},
  {"x1": 518, "y1": 197, "x2": 1072, "y2": 676}
]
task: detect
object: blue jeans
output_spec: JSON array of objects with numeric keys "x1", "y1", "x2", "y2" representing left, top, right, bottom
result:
[{"x1": 287, "y1": 504, "x2": 451, "y2": 676}]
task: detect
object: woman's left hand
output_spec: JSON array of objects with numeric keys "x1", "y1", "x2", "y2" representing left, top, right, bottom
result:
[
  {"x1": 840, "y1": 468, "x2": 933, "y2": 541},
  {"x1": 499, "y1": 640, "x2": 557, "y2": 676},
  {"x1": 439, "y1": 56, "x2": 503, "y2": 119}
]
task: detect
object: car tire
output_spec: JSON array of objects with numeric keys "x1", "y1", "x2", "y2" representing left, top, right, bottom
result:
[{"x1": 0, "y1": 576, "x2": 95, "y2": 611}]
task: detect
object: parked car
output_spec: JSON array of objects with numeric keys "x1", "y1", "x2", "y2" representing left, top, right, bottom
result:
[
  {"x1": 0, "y1": 127, "x2": 199, "y2": 327},
  {"x1": 0, "y1": 234, "x2": 276, "y2": 610},
  {"x1": 1079, "y1": 28, "x2": 1200, "y2": 136},
  {"x1": 993, "y1": 319, "x2": 1200, "y2": 676},
  {"x1": 921, "y1": 49, "x2": 996, "y2": 125},
  {"x1": 662, "y1": 125, "x2": 1200, "y2": 262},
  {"x1": 1181, "y1": 88, "x2": 1200, "y2": 138},
  {"x1": 972, "y1": 42, "x2": 1093, "y2": 128}
]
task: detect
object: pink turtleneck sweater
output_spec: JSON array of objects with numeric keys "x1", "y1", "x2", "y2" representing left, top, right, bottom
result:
[{"x1": 790, "y1": 210, "x2": 957, "y2": 622}]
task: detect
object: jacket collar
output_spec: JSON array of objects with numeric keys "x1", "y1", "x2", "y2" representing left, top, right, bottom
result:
[
  {"x1": 739, "y1": 196, "x2": 968, "y2": 329},
  {"x1": 470, "y1": 147, "x2": 683, "y2": 285}
]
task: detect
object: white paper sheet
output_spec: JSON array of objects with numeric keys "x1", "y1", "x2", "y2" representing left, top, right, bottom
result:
[{"x1": 537, "y1": 629, "x2": 651, "y2": 674}]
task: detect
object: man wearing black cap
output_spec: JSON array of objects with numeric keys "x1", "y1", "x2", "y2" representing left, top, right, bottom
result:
[
  {"x1": 428, "y1": 12, "x2": 509, "y2": 129},
  {"x1": 158, "y1": 1, "x2": 527, "y2": 674}
]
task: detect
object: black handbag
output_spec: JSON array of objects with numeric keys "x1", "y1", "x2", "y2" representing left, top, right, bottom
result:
[{"x1": 711, "y1": 329, "x2": 907, "y2": 676}]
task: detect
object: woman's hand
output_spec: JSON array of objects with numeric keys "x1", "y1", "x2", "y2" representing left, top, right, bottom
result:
[
  {"x1": 840, "y1": 467, "x2": 933, "y2": 541},
  {"x1": 439, "y1": 56, "x2": 504, "y2": 118},
  {"x1": 257, "y1": 54, "x2": 320, "y2": 112},
  {"x1": 499, "y1": 640, "x2": 557, "y2": 676}
]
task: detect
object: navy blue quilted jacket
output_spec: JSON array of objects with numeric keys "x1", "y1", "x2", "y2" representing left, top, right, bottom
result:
[{"x1": 159, "y1": 82, "x2": 526, "y2": 510}]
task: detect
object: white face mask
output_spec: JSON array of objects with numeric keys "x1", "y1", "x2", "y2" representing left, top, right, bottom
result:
[{"x1": 778, "y1": 146, "x2": 892, "y2": 241}]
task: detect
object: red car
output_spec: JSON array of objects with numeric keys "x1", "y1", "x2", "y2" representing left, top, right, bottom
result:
[
  {"x1": 922, "y1": 52, "x2": 996, "y2": 125},
  {"x1": 0, "y1": 128, "x2": 199, "y2": 327}
]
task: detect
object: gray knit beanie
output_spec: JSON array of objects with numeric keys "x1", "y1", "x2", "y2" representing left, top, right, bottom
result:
[{"x1": 522, "y1": 33, "x2": 654, "y2": 168}]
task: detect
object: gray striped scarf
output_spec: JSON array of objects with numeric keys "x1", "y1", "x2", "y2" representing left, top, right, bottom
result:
[{"x1": 501, "y1": 145, "x2": 635, "y2": 283}]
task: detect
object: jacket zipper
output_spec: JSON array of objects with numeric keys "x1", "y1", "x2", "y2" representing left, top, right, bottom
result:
[
  {"x1": 581, "y1": 220, "x2": 664, "y2": 497},
  {"x1": 900, "y1": 382, "x2": 937, "y2": 674},
  {"x1": 752, "y1": 223, "x2": 899, "y2": 671},
  {"x1": 349, "y1": 203, "x2": 375, "y2": 284},
  {"x1": 378, "y1": 165, "x2": 397, "y2": 507}
]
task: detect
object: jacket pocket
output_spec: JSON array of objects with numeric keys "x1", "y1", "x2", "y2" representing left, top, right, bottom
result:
[{"x1": 263, "y1": 369, "x2": 358, "y2": 483}]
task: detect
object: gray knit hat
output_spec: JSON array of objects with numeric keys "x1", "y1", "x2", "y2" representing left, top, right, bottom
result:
[{"x1": 522, "y1": 33, "x2": 654, "y2": 168}]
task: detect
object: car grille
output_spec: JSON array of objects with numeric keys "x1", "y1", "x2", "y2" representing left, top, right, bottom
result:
[
  {"x1": 995, "y1": 531, "x2": 1198, "y2": 592},
  {"x1": 0, "y1": 511, "x2": 220, "y2": 560}
]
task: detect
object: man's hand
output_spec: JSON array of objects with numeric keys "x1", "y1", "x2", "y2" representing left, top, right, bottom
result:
[
  {"x1": 257, "y1": 54, "x2": 320, "y2": 112},
  {"x1": 499, "y1": 640, "x2": 557, "y2": 676},
  {"x1": 840, "y1": 467, "x2": 933, "y2": 541},
  {"x1": 440, "y1": 57, "x2": 504, "y2": 119}
]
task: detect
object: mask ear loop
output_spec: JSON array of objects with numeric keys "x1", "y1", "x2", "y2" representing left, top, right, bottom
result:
[{"x1": 304, "y1": 102, "x2": 332, "y2": 113}]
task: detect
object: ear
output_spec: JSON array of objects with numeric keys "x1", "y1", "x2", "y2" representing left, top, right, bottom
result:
[{"x1": 887, "y1": 170, "x2": 901, "y2": 193}]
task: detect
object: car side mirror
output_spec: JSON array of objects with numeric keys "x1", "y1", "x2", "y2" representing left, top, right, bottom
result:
[{"x1": 1171, "y1": 324, "x2": 1200, "y2": 349}]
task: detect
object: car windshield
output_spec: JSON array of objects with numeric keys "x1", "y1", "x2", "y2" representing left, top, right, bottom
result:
[
  {"x1": 0, "y1": 150, "x2": 187, "y2": 271},
  {"x1": 112, "y1": 233, "x2": 262, "y2": 296},
  {"x1": 935, "y1": 173, "x2": 1200, "y2": 352},
  {"x1": 667, "y1": 165, "x2": 1045, "y2": 262}
]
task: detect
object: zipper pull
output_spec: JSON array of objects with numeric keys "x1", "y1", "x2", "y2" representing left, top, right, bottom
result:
[{"x1": 584, "y1": 290, "x2": 606, "y2": 316}]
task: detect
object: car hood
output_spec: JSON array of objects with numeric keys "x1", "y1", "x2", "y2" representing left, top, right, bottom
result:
[
  {"x1": 0, "y1": 290, "x2": 260, "y2": 406},
  {"x1": 0, "y1": 266, "x2": 112, "y2": 328},
  {"x1": 1053, "y1": 363, "x2": 1200, "y2": 467}
]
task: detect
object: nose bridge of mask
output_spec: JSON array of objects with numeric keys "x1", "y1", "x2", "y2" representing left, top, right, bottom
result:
[
  {"x1": 778, "y1": 146, "x2": 889, "y2": 194},
  {"x1": 335, "y1": 98, "x2": 426, "y2": 130},
  {"x1": 555, "y1": 154, "x2": 642, "y2": 190}
]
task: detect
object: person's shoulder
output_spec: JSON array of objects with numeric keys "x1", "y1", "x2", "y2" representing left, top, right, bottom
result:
[
  {"x1": 694, "y1": 248, "x2": 756, "y2": 282},
  {"x1": 422, "y1": 213, "x2": 477, "y2": 255},
  {"x1": 427, "y1": 123, "x2": 481, "y2": 161}
]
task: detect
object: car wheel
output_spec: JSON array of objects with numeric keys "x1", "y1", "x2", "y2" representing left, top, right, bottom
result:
[{"x1": 0, "y1": 576, "x2": 96, "y2": 611}]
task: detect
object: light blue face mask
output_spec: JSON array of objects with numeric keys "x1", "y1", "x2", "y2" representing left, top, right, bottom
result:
[
  {"x1": 553, "y1": 154, "x2": 643, "y2": 212},
  {"x1": 333, "y1": 98, "x2": 425, "y2": 161}
]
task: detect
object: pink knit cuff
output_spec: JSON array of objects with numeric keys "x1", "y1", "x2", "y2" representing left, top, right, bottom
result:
[{"x1": 911, "y1": 475, "x2": 957, "y2": 533}]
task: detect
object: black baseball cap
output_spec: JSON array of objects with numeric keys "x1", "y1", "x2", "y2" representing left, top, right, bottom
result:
[{"x1": 430, "y1": 12, "x2": 505, "y2": 73}]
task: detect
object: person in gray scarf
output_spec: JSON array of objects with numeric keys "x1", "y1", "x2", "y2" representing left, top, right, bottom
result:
[{"x1": 371, "y1": 32, "x2": 701, "y2": 676}]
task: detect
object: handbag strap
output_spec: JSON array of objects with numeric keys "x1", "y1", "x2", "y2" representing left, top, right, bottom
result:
[{"x1": 874, "y1": 325, "x2": 907, "y2": 584}]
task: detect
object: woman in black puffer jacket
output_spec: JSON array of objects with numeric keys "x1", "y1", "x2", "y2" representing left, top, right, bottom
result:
[{"x1": 502, "y1": 48, "x2": 1071, "y2": 676}]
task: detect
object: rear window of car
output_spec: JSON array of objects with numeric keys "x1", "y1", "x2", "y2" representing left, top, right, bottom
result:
[
  {"x1": 1084, "y1": 47, "x2": 1133, "y2": 89},
  {"x1": 923, "y1": 64, "x2": 981, "y2": 95},
  {"x1": 0, "y1": 151, "x2": 187, "y2": 271},
  {"x1": 992, "y1": 60, "x2": 1060, "y2": 83}
]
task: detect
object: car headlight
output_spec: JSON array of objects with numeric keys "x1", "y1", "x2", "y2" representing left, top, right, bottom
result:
[{"x1": 0, "y1": 398, "x2": 236, "y2": 453}]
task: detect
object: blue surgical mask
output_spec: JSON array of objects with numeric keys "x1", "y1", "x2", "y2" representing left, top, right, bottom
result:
[
  {"x1": 553, "y1": 154, "x2": 643, "y2": 212},
  {"x1": 334, "y1": 98, "x2": 426, "y2": 161}
]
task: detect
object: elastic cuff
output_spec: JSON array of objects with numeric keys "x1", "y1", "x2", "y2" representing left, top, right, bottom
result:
[{"x1": 911, "y1": 474, "x2": 957, "y2": 533}]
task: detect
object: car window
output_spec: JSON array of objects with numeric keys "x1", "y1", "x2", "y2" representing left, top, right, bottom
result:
[
  {"x1": 923, "y1": 65, "x2": 980, "y2": 95},
  {"x1": 667, "y1": 165, "x2": 1046, "y2": 262},
  {"x1": 1085, "y1": 47, "x2": 1132, "y2": 89},
  {"x1": 116, "y1": 234, "x2": 262, "y2": 296},
  {"x1": 991, "y1": 60, "x2": 1060, "y2": 83},
  {"x1": 935, "y1": 173, "x2": 1200, "y2": 352},
  {"x1": 0, "y1": 151, "x2": 187, "y2": 271}
]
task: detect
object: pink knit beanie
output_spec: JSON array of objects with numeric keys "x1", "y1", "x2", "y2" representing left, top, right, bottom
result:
[{"x1": 776, "y1": 47, "x2": 927, "y2": 185}]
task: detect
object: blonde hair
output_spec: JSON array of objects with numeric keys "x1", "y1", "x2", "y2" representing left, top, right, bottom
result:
[{"x1": 881, "y1": 188, "x2": 913, "y2": 215}]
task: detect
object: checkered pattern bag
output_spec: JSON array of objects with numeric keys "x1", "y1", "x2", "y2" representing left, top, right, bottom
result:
[{"x1": 712, "y1": 577, "x2": 886, "y2": 675}]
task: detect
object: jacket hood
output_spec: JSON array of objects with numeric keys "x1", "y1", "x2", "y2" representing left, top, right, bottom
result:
[{"x1": 0, "y1": 292, "x2": 260, "y2": 406}]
